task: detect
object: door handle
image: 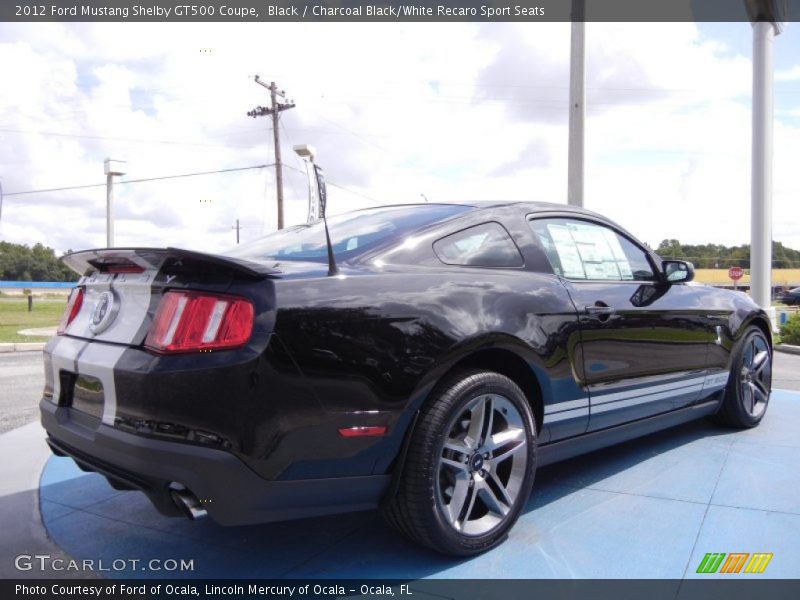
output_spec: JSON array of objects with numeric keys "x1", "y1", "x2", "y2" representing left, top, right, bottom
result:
[{"x1": 585, "y1": 302, "x2": 615, "y2": 315}]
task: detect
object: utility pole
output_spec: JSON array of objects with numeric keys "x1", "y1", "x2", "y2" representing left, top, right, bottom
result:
[
  {"x1": 247, "y1": 76, "x2": 295, "y2": 229},
  {"x1": 232, "y1": 219, "x2": 241, "y2": 244}
]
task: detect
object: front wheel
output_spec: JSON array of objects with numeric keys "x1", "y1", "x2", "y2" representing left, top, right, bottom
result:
[
  {"x1": 382, "y1": 370, "x2": 537, "y2": 556},
  {"x1": 714, "y1": 325, "x2": 772, "y2": 428}
]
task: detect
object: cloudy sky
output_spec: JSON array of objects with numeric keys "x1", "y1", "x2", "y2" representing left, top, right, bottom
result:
[{"x1": 1, "y1": 21, "x2": 799, "y2": 255}]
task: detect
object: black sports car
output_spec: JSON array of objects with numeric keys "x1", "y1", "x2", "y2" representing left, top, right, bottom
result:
[
  {"x1": 41, "y1": 202, "x2": 773, "y2": 556},
  {"x1": 779, "y1": 287, "x2": 800, "y2": 306}
]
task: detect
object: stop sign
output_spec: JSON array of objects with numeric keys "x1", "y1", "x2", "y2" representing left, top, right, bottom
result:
[{"x1": 729, "y1": 266, "x2": 744, "y2": 281}]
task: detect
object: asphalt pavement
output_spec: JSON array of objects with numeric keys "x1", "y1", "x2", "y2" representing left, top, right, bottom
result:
[{"x1": 0, "y1": 351, "x2": 46, "y2": 433}]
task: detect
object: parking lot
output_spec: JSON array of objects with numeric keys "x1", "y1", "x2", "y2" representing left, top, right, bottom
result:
[{"x1": 1, "y1": 349, "x2": 798, "y2": 579}]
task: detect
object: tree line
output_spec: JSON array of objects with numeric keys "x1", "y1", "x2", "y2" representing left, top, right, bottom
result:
[
  {"x1": 2, "y1": 239, "x2": 800, "y2": 282},
  {"x1": 0, "y1": 242, "x2": 77, "y2": 282},
  {"x1": 655, "y1": 240, "x2": 800, "y2": 269}
]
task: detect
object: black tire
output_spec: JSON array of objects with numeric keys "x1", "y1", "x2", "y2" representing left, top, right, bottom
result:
[
  {"x1": 713, "y1": 325, "x2": 772, "y2": 428},
  {"x1": 382, "y1": 370, "x2": 537, "y2": 556}
]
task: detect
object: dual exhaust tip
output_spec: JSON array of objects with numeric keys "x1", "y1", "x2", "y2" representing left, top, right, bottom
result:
[{"x1": 169, "y1": 485, "x2": 208, "y2": 521}]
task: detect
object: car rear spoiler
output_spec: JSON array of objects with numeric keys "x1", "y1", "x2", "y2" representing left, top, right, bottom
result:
[{"x1": 61, "y1": 247, "x2": 281, "y2": 280}]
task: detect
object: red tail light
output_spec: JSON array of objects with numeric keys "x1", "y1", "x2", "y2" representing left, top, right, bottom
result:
[
  {"x1": 57, "y1": 288, "x2": 84, "y2": 335},
  {"x1": 145, "y1": 291, "x2": 254, "y2": 353},
  {"x1": 338, "y1": 426, "x2": 388, "y2": 438},
  {"x1": 105, "y1": 264, "x2": 144, "y2": 274}
]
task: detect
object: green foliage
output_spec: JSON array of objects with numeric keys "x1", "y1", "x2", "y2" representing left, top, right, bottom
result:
[
  {"x1": 0, "y1": 241, "x2": 77, "y2": 282},
  {"x1": 781, "y1": 312, "x2": 800, "y2": 346},
  {"x1": 655, "y1": 240, "x2": 800, "y2": 269}
]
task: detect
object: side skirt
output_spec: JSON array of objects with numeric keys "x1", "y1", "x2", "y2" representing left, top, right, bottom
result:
[{"x1": 538, "y1": 400, "x2": 720, "y2": 467}]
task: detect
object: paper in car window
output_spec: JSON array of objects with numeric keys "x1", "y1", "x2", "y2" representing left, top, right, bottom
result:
[
  {"x1": 601, "y1": 228, "x2": 634, "y2": 280},
  {"x1": 568, "y1": 224, "x2": 613, "y2": 279},
  {"x1": 548, "y1": 224, "x2": 586, "y2": 279}
]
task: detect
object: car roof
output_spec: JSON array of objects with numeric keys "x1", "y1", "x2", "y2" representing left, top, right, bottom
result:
[{"x1": 363, "y1": 200, "x2": 608, "y2": 221}]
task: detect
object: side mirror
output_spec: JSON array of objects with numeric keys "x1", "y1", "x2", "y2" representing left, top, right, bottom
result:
[{"x1": 662, "y1": 260, "x2": 694, "y2": 284}]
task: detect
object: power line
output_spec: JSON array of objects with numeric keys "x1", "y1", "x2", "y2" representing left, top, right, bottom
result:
[
  {"x1": 0, "y1": 127, "x2": 259, "y2": 149},
  {"x1": 3, "y1": 164, "x2": 274, "y2": 197},
  {"x1": 316, "y1": 115, "x2": 391, "y2": 154},
  {"x1": 283, "y1": 164, "x2": 386, "y2": 206}
]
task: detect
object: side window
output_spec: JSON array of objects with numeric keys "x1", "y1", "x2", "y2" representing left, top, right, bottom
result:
[
  {"x1": 529, "y1": 218, "x2": 655, "y2": 281},
  {"x1": 434, "y1": 222, "x2": 523, "y2": 268}
]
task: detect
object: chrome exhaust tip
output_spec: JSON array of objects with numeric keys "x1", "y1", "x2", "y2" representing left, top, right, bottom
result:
[{"x1": 170, "y1": 486, "x2": 208, "y2": 520}]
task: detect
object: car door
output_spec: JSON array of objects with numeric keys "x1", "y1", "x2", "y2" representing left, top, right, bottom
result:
[{"x1": 528, "y1": 216, "x2": 710, "y2": 431}]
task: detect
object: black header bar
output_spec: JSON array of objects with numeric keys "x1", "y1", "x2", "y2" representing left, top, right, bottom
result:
[
  {"x1": 4, "y1": 579, "x2": 800, "y2": 600},
  {"x1": 3, "y1": 0, "x2": 800, "y2": 23}
]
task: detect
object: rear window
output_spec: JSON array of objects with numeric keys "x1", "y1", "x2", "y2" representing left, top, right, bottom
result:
[
  {"x1": 433, "y1": 222, "x2": 523, "y2": 268},
  {"x1": 226, "y1": 204, "x2": 472, "y2": 263}
]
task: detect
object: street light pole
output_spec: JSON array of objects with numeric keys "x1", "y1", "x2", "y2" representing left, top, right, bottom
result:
[
  {"x1": 293, "y1": 145, "x2": 320, "y2": 224},
  {"x1": 104, "y1": 158, "x2": 126, "y2": 248}
]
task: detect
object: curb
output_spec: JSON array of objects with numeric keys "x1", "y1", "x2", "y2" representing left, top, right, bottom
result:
[
  {"x1": 775, "y1": 343, "x2": 800, "y2": 356},
  {"x1": 0, "y1": 342, "x2": 46, "y2": 353}
]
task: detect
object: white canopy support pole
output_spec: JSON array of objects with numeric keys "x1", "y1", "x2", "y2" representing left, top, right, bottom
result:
[
  {"x1": 750, "y1": 20, "x2": 778, "y2": 331},
  {"x1": 567, "y1": 1, "x2": 586, "y2": 207}
]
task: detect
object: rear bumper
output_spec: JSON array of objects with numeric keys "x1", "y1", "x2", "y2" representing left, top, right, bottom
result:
[{"x1": 40, "y1": 400, "x2": 391, "y2": 526}]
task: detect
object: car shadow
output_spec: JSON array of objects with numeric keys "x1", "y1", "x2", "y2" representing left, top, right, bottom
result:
[{"x1": 37, "y1": 416, "x2": 739, "y2": 580}]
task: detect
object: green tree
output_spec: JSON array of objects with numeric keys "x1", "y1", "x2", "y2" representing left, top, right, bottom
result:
[
  {"x1": 654, "y1": 240, "x2": 800, "y2": 269},
  {"x1": 0, "y1": 242, "x2": 77, "y2": 282}
]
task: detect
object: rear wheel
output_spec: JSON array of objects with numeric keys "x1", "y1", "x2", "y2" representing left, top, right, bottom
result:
[
  {"x1": 383, "y1": 371, "x2": 536, "y2": 556},
  {"x1": 714, "y1": 325, "x2": 772, "y2": 428}
]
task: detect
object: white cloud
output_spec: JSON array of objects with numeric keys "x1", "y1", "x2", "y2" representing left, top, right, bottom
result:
[
  {"x1": 776, "y1": 65, "x2": 800, "y2": 81},
  {"x1": 0, "y1": 21, "x2": 798, "y2": 257}
]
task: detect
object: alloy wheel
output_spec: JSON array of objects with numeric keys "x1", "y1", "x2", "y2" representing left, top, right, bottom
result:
[
  {"x1": 739, "y1": 332, "x2": 771, "y2": 418},
  {"x1": 436, "y1": 393, "x2": 528, "y2": 536}
]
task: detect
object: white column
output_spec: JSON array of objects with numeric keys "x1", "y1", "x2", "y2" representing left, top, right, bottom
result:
[
  {"x1": 750, "y1": 21, "x2": 777, "y2": 329},
  {"x1": 567, "y1": 19, "x2": 585, "y2": 207}
]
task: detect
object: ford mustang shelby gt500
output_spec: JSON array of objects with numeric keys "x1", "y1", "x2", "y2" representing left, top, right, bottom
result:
[{"x1": 41, "y1": 202, "x2": 772, "y2": 556}]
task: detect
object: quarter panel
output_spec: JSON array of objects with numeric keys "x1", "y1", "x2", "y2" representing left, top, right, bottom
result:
[{"x1": 272, "y1": 267, "x2": 585, "y2": 464}]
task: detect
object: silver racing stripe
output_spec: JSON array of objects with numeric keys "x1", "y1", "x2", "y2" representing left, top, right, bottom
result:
[
  {"x1": 542, "y1": 375, "x2": 715, "y2": 423},
  {"x1": 590, "y1": 383, "x2": 705, "y2": 414},
  {"x1": 47, "y1": 336, "x2": 89, "y2": 404},
  {"x1": 75, "y1": 342, "x2": 128, "y2": 425},
  {"x1": 702, "y1": 370, "x2": 730, "y2": 391},
  {"x1": 66, "y1": 269, "x2": 157, "y2": 346},
  {"x1": 45, "y1": 265, "x2": 159, "y2": 425},
  {"x1": 544, "y1": 397, "x2": 589, "y2": 414},
  {"x1": 45, "y1": 337, "x2": 129, "y2": 424},
  {"x1": 589, "y1": 376, "x2": 707, "y2": 406},
  {"x1": 543, "y1": 406, "x2": 590, "y2": 424}
]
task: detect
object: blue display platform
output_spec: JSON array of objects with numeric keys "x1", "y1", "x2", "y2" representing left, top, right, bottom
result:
[{"x1": 39, "y1": 391, "x2": 800, "y2": 579}]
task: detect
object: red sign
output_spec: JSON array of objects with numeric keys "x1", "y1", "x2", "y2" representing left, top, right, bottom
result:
[{"x1": 728, "y1": 266, "x2": 744, "y2": 281}]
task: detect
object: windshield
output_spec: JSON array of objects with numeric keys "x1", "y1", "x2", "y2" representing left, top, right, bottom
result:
[{"x1": 226, "y1": 204, "x2": 473, "y2": 263}]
